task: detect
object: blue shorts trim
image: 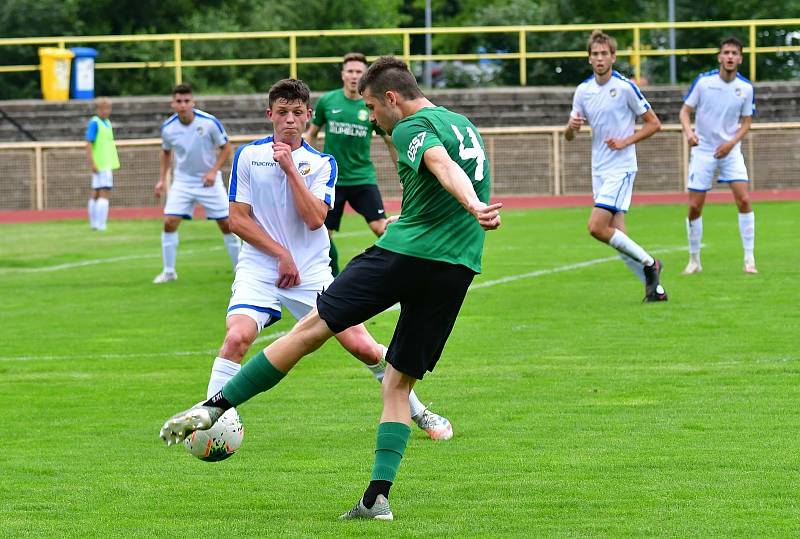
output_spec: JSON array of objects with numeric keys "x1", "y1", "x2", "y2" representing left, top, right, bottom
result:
[
  {"x1": 594, "y1": 203, "x2": 624, "y2": 214},
  {"x1": 718, "y1": 178, "x2": 749, "y2": 183},
  {"x1": 92, "y1": 186, "x2": 113, "y2": 191},
  {"x1": 227, "y1": 304, "x2": 282, "y2": 319},
  {"x1": 165, "y1": 213, "x2": 193, "y2": 220},
  {"x1": 688, "y1": 187, "x2": 710, "y2": 192},
  {"x1": 206, "y1": 215, "x2": 229, "y2": 220}
]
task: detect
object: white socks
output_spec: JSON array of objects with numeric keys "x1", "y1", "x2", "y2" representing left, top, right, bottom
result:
[
  {"x1": 368, "y1": 345, "x2": 427, "y2": 418},
  {"x1": 609, "y1": 229, "x2": 654, "y2": 266},
  {"x1": 223, "y1": 233, "x2": 241, "y2": 270},
  {"x1": 686, "y1": 217, "x2": 703, "y2": 260},
  {"x1": 738, "y1": 212, "x2": 755, "y2": 260},
  {"x1": 161, "y1": 231, "x2": 179, "y2": 273},
  {"x1": 207, "y1": 357, "x2": 242, "y2": 398},
  {"x1": 88, "y1": 198, "x2": 110, "y2": 230},
  {"x1": 618, "y1": 253, "x2": 646, "y2": 283}
]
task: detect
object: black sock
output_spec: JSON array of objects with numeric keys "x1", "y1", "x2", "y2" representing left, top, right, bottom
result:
[
  {"x1": 362, "y1": 480, "x2": 392, "y2": 508},
  {"x1": 203, "y1": 391, "x2": 233, "y2": 411}
]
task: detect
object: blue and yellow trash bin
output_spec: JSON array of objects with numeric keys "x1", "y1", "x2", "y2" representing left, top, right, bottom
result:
[{"x1": 38, "y1": 47, "x2": 75, "y2": 101}]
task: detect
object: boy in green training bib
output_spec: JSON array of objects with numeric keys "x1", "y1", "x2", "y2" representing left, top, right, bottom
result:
[{"x1": 85, "y1": 97, "x2": 120, "y2": 231}]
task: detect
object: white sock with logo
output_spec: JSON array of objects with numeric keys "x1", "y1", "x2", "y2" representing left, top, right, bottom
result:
[
  {"x1": 738, "y1": 212, "x2": 755, "y2": 260},
  {"x1": 609, "y1": 229, "x2": 654, "y2": 266},
  {"x1": 161, "y1": 231, "x2": 179, "y2": 273},
  {"x1": 223, "y1": 233, "x2": 241, "y2": 270},
  {"x1": 618, "y1": 253, "x2": 646, "y2": 283},
  {"x1": 687, "y1": 217, "x2": 703, "y2": 260},
  {"x1": 96, "y1": 198, "x2": 109, "y2": 230},
  {"x1": 88, "y1": 199, "x2": 97, "y2": 228},
  {"x1": 207, "y1": 357, "x2": 242, "y2": 399}
]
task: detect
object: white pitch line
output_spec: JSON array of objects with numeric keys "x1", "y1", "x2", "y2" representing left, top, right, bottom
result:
[
  {"x1": 0, "y1": 245, "x2": 688, "y2": 362},
  {"x1": 0, "y1": 230, "x2": 370, "y2": 274}
]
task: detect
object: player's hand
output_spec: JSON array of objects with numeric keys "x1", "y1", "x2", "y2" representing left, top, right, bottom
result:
[
  {"x1": 202, "y1": 171, "x2": 216, "y2": 187},
  {"x1": 272, "y1": 141, "x2": 295, "y2": 173},
  {"x1": 91, "y1": 164, "x2": 99, "y2": 173},
  {"x1": 385, "y1": 215, "x2": 400, "y2": 226},
  {"x1": 471, "y1": 202, "x2": 503, "y2": 231},
  {"x1": 714, "y1": 141, "x2": 734, "y2": 159},
  {"x1": 276, "y1": 252, "x2": 301, "y2": 289},
  {"x1": 567, "y1": 113, "x2": 584, "y2": 132},
  {"x1": 685, "y1": 130, "x2": 699, "y2": 147},
  {"x1": 605, "y1": 138, "x2": 629, "y2": 151},
  {"x1": 154, "y1": 181, "x2": 164, "y2": 198}
]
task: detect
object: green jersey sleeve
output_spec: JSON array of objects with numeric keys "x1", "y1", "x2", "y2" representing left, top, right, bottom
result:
[
  {"x1": 392, "y1": 117, "x2": 442, "y2": 173},
  {"x1": 311, "y1": 93, "x2": 327, "y2": 127}
]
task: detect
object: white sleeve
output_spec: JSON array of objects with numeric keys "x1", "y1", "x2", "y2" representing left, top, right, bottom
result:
[
  {"x1": 684, "y1": 76, "x2": 702, "y2": 108},
  {"x1": 160, "y1": 129, "x2": 172, "y2": 151},
  {"x1": 570, "y1": 85, "x2": 585, "y2": 119},
  {"x1": 212, "y1": 119, "x2": 229, "y2": 146},
  {"x1": 741, "y1": 85, "x2": 754, "y2": 117},
  {"x1": 625, "y1": 81, "x2": 651, "y2": 116},
  {"x1": 229, "y1": 145, "x2": 251, "y2": 205},
  {"x1": 308, "y1": 156, "x2": 337, "y2": 208}
]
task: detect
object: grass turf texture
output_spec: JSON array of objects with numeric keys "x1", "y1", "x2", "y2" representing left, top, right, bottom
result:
[{"x1": 1, "y1": 203, "x2": 798, "y2": 537}]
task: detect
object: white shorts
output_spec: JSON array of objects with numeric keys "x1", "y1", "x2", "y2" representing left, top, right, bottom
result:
[
  {"x1": 163, "y1": 172, "x2": 229, "y2": 220},
  {"x1": 592, "y1": 170, "x2": 636, "y2": 213},
  {"x1": 91, "y1": 170, "x2": 113, "y2": 190},
  {"x1": 226, "y1": 273, "x2": 334, "y2": 332},
  {"x1": 687, "y1": 148, "x2": 749, "y2": 192}
]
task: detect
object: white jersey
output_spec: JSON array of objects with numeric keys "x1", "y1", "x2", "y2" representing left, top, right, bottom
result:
[
  {"x1": 571, "y1": 70, "x2": 651, "y2": 173},
  {"x1": 684, "y1": 69, "x2": 755, "y2": 154},
  {"x1": 229, "y1": 136, "x2": 337, "y2": 285},
  {"x1": 161, "y1": 109, "x2": 229, "y2": 185}
]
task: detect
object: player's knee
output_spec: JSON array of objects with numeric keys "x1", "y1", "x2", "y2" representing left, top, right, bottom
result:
[
  {"x1": 587, "y1": 222, "x2": 606, "y2": 240},
  {"x1": 221, "y1": 329, "x2": 253, "y2": 360},
  {"x1": 736, "y1": 195, "x2": 752, "y2": 213}
]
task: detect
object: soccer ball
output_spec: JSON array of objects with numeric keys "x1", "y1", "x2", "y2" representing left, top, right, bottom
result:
[{"x1": 184, "y1": 408, "x2": 244, "y2": 462}]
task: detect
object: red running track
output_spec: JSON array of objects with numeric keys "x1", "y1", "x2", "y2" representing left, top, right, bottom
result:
[{"x1": 2, "y1": 190, "x2": 799, "y2": 224}]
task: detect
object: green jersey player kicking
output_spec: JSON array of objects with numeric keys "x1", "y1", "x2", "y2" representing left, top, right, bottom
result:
[{"x1": 160, "y1": 57, "x2": 502, "y2": 521}]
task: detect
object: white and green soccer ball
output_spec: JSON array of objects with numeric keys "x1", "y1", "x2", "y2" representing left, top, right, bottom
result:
[{"x1": 184, "y1": 408, "x2": 244, "y2": 462}]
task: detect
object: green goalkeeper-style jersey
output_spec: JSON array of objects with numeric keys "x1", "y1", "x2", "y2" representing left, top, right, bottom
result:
[
  {"x1": 376, "y1": 106, "x2": 491, "y2": 274},
  {"x1": 311, "y1": 88, "x2": 384, "y2": 186}
]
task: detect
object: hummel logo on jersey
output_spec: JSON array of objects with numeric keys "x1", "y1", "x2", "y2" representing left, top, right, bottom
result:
[
  {"x1": 407, "y1": 132, "x2": 426, "y2": 161},
  {"x1": 331, "y1": 108, "x2": 342, "y2": 114}
]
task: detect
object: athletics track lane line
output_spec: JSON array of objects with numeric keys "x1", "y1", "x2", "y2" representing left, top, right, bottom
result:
[{"x1": 0, "y1": 245, "x2": 688, "y2": 362}]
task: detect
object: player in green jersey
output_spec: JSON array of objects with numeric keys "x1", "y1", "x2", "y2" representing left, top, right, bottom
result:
[
  {"x1": 305, "y1": 52, "x2": 398, "y2": 275},
  {"x1": 160, "y1": 57, "x2": 502, "y2": 521}
]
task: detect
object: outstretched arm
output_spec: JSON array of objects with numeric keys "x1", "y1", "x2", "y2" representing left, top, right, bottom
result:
[{"x1": 422, "y1": 145, "x2": 501, "y2": 231}]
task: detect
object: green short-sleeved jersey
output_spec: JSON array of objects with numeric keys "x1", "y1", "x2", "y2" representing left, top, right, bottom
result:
[
  {"x1": 312, "y1": 88, "x2": 384, "y2": 186},
  {"x1": 375, "y1": 106, "x2": 491, "y2": 273}
]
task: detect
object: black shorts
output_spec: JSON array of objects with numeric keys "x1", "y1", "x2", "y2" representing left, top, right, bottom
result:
[
  {"x1": 317, "y1": 246, "x2": 475, "y2": 379},
  {"x1": 324, "y1": 184, "x2": 386, "y2": 231}
]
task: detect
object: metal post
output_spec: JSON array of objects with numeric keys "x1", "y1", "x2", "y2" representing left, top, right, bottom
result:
[
  {"x1": 552, "y1": 130, "x2": 561, "y2": 196},
  {"x1": 668, "y1": 0, "x2": 677, "y2": 84},
  {"x1": 749, "y1": 24, "x2": 757, "y2": 81},
  {"x1": 403, "y1": 33, "x2": 411, "y2": 70},
  {"x1": 423, "y1": 0, "x2": 432, "y2": 87},
  {"x1": 173, "y1": 38, "x2": 182, "y2": 85},
  {"x1": 289, "y1": 34, "x2": 297, "y2": 79},
  {"x1": 34, "y1": 145, "x2": 44, "y2": 210},
  {"x1": 633, "y1": 26, "x2": 641, "y2": 82},
  {"x1": 519, "y1": 30, "x2": 527, "y2": 86}
]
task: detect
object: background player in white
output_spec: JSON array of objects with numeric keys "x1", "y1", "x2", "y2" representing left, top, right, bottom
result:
[
  {"x1": 564, "y1": 30, "x2": 667, "y2": 302},
  {"x1": 680, "y1": 36, "x2": 757, "y2": 274},
  {"x1": 153, "y1": 83, "x2": 241, "y2": 283},
  {"x1": 210, "y1": 78, "x2": 452, "y2": 440}
]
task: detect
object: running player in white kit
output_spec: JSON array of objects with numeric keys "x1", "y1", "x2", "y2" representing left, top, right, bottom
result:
[
  {"x1": 207, "y1": 78, "x2": 453, "y2": 440},
  {"x1": 680, "y1": 36, "x2": 757, "y2": 274},
  {"x1": 153, "y1": 83, "x2": 241, "y2": 284},
  {"x1": 564, "y1": 30, "x2": 667, "y2": 302}
]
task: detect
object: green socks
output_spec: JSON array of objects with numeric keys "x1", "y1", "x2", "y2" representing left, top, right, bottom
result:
[
  {"x1": 370, "y1": 422, "x2": 412, "y2": 482},
  {"x1": 329, "y1": 240, "x2": 339, "y2": 277},
  {"x1": 221, "y1": 351, "x2": 286, "y2": 407}
]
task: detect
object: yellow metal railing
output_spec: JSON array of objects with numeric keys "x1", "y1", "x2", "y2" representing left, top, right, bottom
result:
[{"x1": 1, "y1": 19, "x2": 800, "y2": 85}]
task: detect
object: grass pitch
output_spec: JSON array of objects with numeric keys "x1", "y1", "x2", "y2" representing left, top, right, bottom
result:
[{"x1": 1, "y1": 202, "x2": 798, "y2": 537}]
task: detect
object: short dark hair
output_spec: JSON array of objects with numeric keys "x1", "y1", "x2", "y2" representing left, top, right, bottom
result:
[
  {"x1": 267, "y1": 78, "x2": 311, "y2": 108},
  {"x1": 357, "y1": 56, "x2": 423, "y2": 101},
  {"x1": 587, "y1": 30, "x2": 617, "y2": 55},
  {"x1": 172, "y1": 83, "x2": 193, "y2": 96},
  {"x1": 720, "y1": 36, "x2": 743, "y2": 53},
  {"x1": 342, "y1": 52, "x2": 368, "y2": 68}
]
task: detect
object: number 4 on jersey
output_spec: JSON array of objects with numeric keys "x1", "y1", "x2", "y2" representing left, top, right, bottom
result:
[{"x1": 450, "y1": 124, "x2": 485, "y2": 182}]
